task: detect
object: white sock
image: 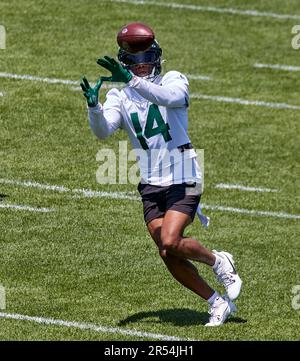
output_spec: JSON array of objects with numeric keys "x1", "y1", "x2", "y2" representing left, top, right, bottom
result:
[
  {"x1": 207, "y1": 291, "x2": 220, "y2": 305},
  {"x1": 212, "y1": 253, "x2": 222, "y2": 271}
]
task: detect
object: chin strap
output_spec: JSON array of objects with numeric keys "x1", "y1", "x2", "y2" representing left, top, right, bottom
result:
[{"x1": 141, "y1": 66, "x2": 162, "y2": 82}]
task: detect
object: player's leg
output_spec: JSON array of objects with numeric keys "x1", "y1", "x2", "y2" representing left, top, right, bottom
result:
[
  {"x1": 161, "y1": 209, "x2": 242, "y2": 301},
  {"x1": 147, "y1": 217, "x2": 236, "y2": 326},
  {"x1": 138, "y1": 181, "x2": 240, "y2": 301},
  {"x1": 160, "y1": 210, "x2": 215, "y2": 264},
  {"x1": 147, "y1": 217, "x2": 215, "y2": 300}
]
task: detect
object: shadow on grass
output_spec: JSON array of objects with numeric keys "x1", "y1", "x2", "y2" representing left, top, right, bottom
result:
[
  {"x1": 118, "y1": 309, "x2": 247, "y2": 327},
  {"x1": 0, "y1": 194, "x2": 8, "y2": 201},
  {"x1": 226, "y1": 317, "x2": 247, "y2": 324},
  {"x1": 118, "y1": 308, "x2": 209, "y2": 326}
]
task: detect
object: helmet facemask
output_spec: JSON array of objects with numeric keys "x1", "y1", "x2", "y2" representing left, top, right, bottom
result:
[{"x1": 118, "y1": 41, "x2": 162, "y2": 81}]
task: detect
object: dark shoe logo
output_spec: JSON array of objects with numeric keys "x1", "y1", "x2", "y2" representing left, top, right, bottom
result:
[{"x1": 224, "y1": 254, "x2": 237, "y2": 275}]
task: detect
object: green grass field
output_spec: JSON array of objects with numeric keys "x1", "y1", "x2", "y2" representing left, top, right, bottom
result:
[{"x1": 0, "y1": 0, "x2": 299, "y2": 341}]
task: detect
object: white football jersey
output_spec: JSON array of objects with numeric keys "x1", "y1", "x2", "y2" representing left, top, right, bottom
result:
[{"x1": 88, "y1": 71, "x2": 201, "y2": 186}]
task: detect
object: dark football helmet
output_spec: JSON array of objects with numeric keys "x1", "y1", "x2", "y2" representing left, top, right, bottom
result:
[{"x1": 118, "y1": 40, "x2": 162, "y2": 79}]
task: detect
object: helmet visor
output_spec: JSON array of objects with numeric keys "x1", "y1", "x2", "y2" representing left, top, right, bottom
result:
[{"x1": 121, "y1": 50, "x2": 159, "y2": 66}]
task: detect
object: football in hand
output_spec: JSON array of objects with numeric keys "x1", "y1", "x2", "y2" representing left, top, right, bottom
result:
[{"x1": 117, "y1": 22, "x2": 155, "y2": 54}]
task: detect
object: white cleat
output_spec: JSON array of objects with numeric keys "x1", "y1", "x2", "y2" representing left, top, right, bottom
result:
[
  {"x1": 205, "y1": 295, "x2": 237, "y2": 327},
  {"x1": 213, "y1": 250, "x2": 242, "y2": 301}
]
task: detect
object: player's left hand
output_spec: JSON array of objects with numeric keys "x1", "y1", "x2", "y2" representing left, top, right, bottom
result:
[
  {"x1": 96, "y1": 56, "x2": 133, "y2": 84},
  {"x1": 80, "y1": 76, "x2": 104, "y2": 107}
]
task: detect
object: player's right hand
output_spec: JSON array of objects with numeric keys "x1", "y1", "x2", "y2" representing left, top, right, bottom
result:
[
  {"x1": 80, "y1": 76, "x2": 104, "y2": 107},
  {"x1": 97, "y1": 56, "x2": 133, "y2": 83}
]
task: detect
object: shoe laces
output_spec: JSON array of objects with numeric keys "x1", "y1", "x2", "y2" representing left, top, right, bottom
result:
[
  {"x1": 216, "y1": 272, "x2": 235, "y2": 287},
  {"x1": 208, "y1": 299, "x2": 222, "y2": 321}
]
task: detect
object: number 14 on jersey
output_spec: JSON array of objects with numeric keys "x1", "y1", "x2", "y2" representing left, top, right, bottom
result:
[{"x1": 130, "y1": 104, "x2": 172, "y2": 150}]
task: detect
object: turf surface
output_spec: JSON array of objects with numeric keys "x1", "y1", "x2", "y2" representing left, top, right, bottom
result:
[{"x1": 0, "y1": 0, "x2": 299, "y2": 340}]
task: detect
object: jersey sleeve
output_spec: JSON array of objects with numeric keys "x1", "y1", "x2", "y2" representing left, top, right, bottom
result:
[
  {"x1": 127, "y1": 71, "x2": 189, "y2": 108},
  {"x1": 88, "y1": 88, "x2": 123, "y2": 139}
]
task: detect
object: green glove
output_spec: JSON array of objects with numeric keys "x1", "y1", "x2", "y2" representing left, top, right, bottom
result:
[
  {"x1": 80, "y1": 76, "x2": 105, "y2": 107},
  {"x1": 97, "y1": 56, "x2": 133, "y2": 83}
]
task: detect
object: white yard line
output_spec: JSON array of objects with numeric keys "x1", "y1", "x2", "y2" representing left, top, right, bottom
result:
[
  {"x1": 0, "y1": 72, "x2": 78, "y2": 85},
  {"x1": 109, "y1": 0, "x2": 300, "y2": 21},
  {"x1": 0, "y1": 71, "x2": 211, "y2": 91},
  {"x1": 186, "y1": 74, "x2": 212, "y2": 81},
  {"x1": 0, "y1": 312, "x2": 187, "y2": 341},
  {"x1": 254, "y1": 63, "x2": 300, "y2": 72},
  {"x1": 0, "y1": 178, "x2": 299, "y2": 220},
  {"x1": 4, "y1": 72, "x2": 299, "y2": 111},
  {"x1": 0, "y1": 178, "x2": 69, "y2": 192},
  {"x1": 0, "y1": 92, "x2": 3, "y2": 97},
  {"x1": 0, "y1": 178, "x2": 139, "y2": 201},
  {"x1": 190, "y1": 93, "x2": 300, "y2": 111},
  {"x1": 72, "y1": 188, "x2": 140, "y2": 200},
  {"x1": 202, "y1": 203, "x2": 299, "y2": 220},
  {"x1": 0, "y1": 72, "x2": 116, "y2": 89},
  {"x1": 215, "y1": 183, "x2": 278, "y2": 193},
  {"x1": 0, "y1": 203, "x2": 53, "y2": 213}
]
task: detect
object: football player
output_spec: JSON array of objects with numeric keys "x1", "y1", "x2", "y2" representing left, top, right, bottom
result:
[{"x1": 81, "y1": 33, "x2": 242, "y2": 326}]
